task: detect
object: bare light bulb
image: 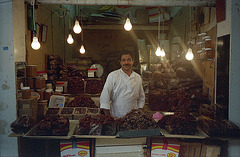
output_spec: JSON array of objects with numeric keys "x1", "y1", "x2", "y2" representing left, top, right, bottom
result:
[
  {"x1": 155, "y1": 46, "x2": 161, "y2": 56},
  {"x1": 31, "y1": 36, "x2": 41, "y2": 50},
  {"x1": 79, "y1": 45, "x2": 85, "y2": 54},
  {"x1": 124, "y1": 18, "x2": 132, "y2": 31},
  {"x1": 67, "y1": 34, "x2": 74, "y2": 44},
  {"x1": 160, "y1": 48, "x2": 166, "y2": 57},
  {"x1": 73, "y1": 20, "x2": 82, "y2": 34},
  {"x1": 185, "y1": 48, "x2": 194, "y2": 60}
]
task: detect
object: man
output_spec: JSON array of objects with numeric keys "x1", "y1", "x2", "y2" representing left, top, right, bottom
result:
[{"x1": 100, "y1": 51, "x2": 145, "y2": 118}]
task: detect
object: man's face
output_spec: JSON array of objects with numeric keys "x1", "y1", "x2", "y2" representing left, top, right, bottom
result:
[{"x1": 120, "y1": 54, "x2": 134, "y2": 71}]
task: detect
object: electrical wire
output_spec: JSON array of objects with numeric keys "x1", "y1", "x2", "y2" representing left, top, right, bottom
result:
[
  {"x1": 32, "y1": 0, "x2": 36, "y2": 32},
  {"x1": 81, "y1": 7, "x2": 83, "y2": 43},
  {"x1": 157, "y1": 7, "x2": 160, "y2": 44}
]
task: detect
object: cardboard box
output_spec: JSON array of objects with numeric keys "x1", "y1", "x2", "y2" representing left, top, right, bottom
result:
[
  {"x1": 60, "y1": 140, "x2": 90, "y2": 157},
  {"x1": 17, "y1": 96, "x2": 38, "y2": 109},
  {"x1": 96, "y1": 145, "x2": 146, "y2": 157},
  {"x1": 151, "y1": 138, "x2": 180, "y2": 157},
  {"x1": 37, "y1": 100, "x2": 48, "y2": 121},
  {"x1": 179, "y1": 142, "x2": 190, "y2": 157},
  {"x1": 200, "y1": 144, "x2": 221, "y2": 157},
  {"x1": 188, "y1": 143, "x2": 202, "y2": 157}
]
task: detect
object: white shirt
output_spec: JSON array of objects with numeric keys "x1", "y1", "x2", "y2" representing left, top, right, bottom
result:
[{"x1": 100, "y1": 68, "x2": 145, "y2": 118}]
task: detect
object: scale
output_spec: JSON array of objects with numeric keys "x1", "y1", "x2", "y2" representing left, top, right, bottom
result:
[{"x1": 89, "y1": 64, "x2": 104, "y2": 77}]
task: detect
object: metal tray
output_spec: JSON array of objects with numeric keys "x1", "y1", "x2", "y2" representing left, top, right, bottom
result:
[
  {"x1": 24, "y1": 120, "x2": 78, "y2": 139},
  {"x1": 160, "y1": 128, "x2": 208, "y2": 139},
  {"x1": 117, "y1": 128, "x2": 163, "y2": 138}
]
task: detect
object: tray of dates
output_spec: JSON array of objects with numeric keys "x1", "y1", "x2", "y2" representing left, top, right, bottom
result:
[
  {"x1": 73, "y1": 107, "x2": 88, "y2": 120},
  {"x1": 158, "y1": 112, "x2": 208, "y2": 139},
  {"x1": 60, "y1": 107, "x2": 75, "y2": 120},
  {"x1": 117, "y1": 109, "x2": 162, "y2": 138},
  {"x1": 25, "y1": 116, "x2": 78, "y2": 139},
  {"x1": 74, "y1": 114, "x2": 117, "y2": 138},
  {"x1": 9, "y1": 116, "x2": 35, "y2": 137}
]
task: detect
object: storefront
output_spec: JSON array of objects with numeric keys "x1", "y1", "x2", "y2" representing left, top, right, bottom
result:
[{"x1": 1, "y1": 0, "x2": 240, "y2": 156}]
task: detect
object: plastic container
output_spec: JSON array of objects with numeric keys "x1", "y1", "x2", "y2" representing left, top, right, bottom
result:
[
  {"x1": 49, "y1": 95, "x2": 65, "y2": 107},
  {"x1": 88, "y1": 68, "x2": 97, "y2": 78},
  {"x1": 54, "y1": 89, "x2": 62, "y2": 95},
  {"x1": 55, "y1": 82, "x2": 65, "y2": 93},
  {"x1": 26, "y1": 65, "x2": 37, "y2": 77},
  {"x1": 46, "y1": 83, "x2": 52, "y2": 89},
  {"x1": 22, "y1": 87, "x2": 31, "y2": 99},
  {"x1": 35, "y1": 77, "x2": 45, "y2": 89}
]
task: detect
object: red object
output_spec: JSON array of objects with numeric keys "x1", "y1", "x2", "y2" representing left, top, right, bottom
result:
[
  {"x1": 56, "y1": 82, "x2": 64, "y2": 85},
  {"x1": 37, "y1": 71, "x2": 46, "y2": 74}
]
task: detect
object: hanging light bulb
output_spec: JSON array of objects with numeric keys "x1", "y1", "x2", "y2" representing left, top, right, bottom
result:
[
  {"x1": 79, "y1": 45, "x2": 85, "y2": 54},
  {"x1": 31, "y1": 0, "x2": 40, "y2": 50},
  {"x1": 155, "y1": 46, "x2": 161, "y2": 56},
  {"x1": 67, "y1": 34, "x2": 74, "y2": 44},
  {"x1": 185, "y1": 48, "x2": 194, "y2": 60},
  {"x1": 31, "y1": 36, "x2": 41, "y2": 50},
  {"x1": 73, "y1": 20, "x2": 82, "y2": 34},
  {"x1": 124, "y1": 18, "x2": 132, "y2": 31},
  {"x1": 160, "y1": 48, "x2": 166, "y2": 57}
]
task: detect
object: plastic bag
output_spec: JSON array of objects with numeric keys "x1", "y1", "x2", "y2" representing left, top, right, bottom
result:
[{"x1": 89, "y1": 123, "x2": 102, "y2": 135}]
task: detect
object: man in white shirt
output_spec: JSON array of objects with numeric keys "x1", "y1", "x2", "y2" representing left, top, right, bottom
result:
[{"x1": 100, "y1": 51, "x2": 145, "y2": 118}]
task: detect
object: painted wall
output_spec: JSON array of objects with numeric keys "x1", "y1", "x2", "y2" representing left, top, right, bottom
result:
[
  {"x1": 0, "y1": 1, "x2": 18, "y2": 157},
  {"x1": 26, "y1": 4, "x2": 66, "y2": 70}
]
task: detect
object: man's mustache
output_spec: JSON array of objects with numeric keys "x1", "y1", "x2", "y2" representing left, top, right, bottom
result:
[{"x1": 123, "y1": 64, "x2": 131, "y2": 66}]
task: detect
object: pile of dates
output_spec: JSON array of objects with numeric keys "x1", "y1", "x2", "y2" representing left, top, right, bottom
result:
[
  {"x1": 66, "y1": 94, "x2": 97, "y2": 108},
  {"x1": 67, "y1": 77, "x2": 84, "y2": 94},
  {"x1": 158, "y1": 112, "x2": 197, "y2": 135},
  {"x1": 119, "y1": 109, "x2": 158, "y2": 131},
  {"x1": 85, "y1": 79, "x2": 104, "y2": 94},
  {"x1": 76, "y1": 114, "x2": 116, "y2": 135}
]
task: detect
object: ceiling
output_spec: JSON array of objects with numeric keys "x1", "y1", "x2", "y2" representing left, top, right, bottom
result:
[{"x1": 26, "y1": 0, "x2": 216, "y2": 7}]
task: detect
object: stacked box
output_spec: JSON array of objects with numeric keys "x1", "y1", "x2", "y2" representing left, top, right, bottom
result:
[
  {"x1": 87, "y1": 108, "x2": 100, "y2": 117},
  {"x1": 73, "y1": 107, "x2": 87, "y2": 120},
  {"x1": 45, "y1": 107, "x2": 61, "y2": 117},
  {"x1": 37, "y1": 100, "x2": 48, "y2": 121},
  {"x1": 17, "y1": 96, "x2": 38, "y2": 123},
  {"x1": 60, "y1": 107, "x2": 75, "y2": 120},
  {"x1": 200, "y1": 144, "x2": 221, "y2": 157}
]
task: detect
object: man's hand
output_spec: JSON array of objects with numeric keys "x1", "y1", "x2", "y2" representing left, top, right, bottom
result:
[{"x1": 101, "y1": 109, "x2": 111, "y2": 116}]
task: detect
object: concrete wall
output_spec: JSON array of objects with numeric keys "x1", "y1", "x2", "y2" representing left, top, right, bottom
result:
[
  {"x1": 228, "y1": 0, "x2": 240, "y2": 156},
  {"x1": 0, "y1": 1, "x2": 18, "y2": 157}
]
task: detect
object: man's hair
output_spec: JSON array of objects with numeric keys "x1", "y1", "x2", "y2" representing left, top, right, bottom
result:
[{"x1": 119, "y1": 51, "x2": 134, "y2": 61}]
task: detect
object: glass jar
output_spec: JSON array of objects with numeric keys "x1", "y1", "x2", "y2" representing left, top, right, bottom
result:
[
  {"x1": 22, "y1": 87, "x2": 31, "y2": 99},
  {"x1": 37, "y1": 71, "x2": 48, "y2": 80}
]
